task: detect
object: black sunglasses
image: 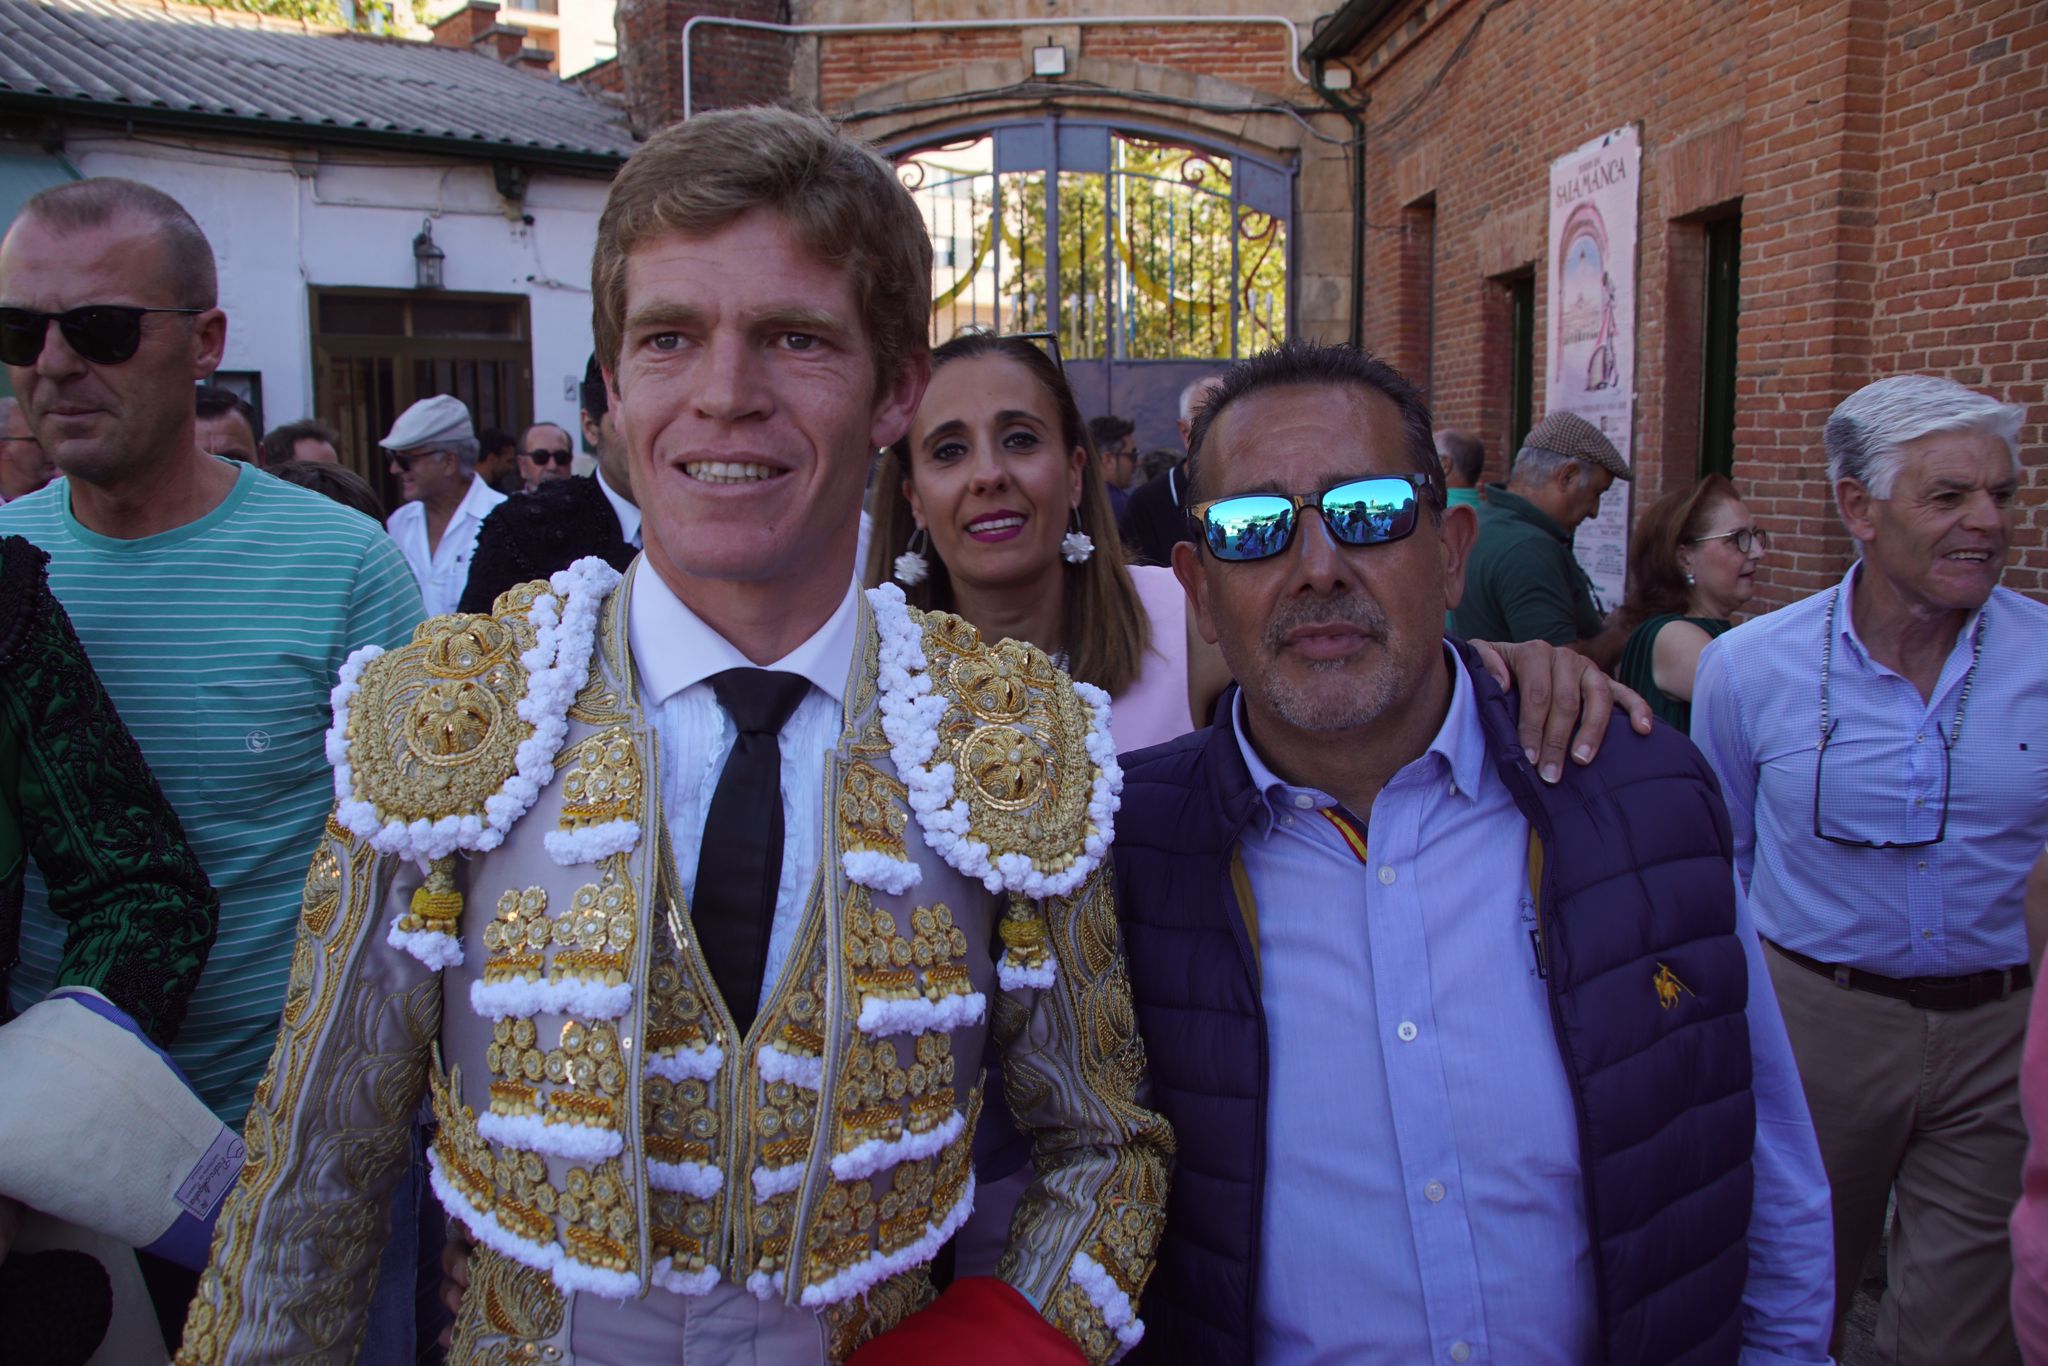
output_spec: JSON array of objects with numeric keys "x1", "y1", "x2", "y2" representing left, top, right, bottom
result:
[
  {"x1": 390, "y1": 450, "x2": 449, "y2": 472},
  {"x1": 1188, "y1": 474, "x2": 1433, "y2": 562},
  {"x1": 525, "y1": 448, "x2": 574, "y2": 467},
  {"x1": 0, "y1": 305, "x2": 205, "y2": 367}
]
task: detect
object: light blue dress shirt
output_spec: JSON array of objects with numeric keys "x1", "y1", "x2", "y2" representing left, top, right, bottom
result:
[
  {"x1": 1692, "y1": 564, "x2": 2048, "y2": 977},
  {"x1": 1237, "y1": 647, "x2": 1834, "y2": 1364}
]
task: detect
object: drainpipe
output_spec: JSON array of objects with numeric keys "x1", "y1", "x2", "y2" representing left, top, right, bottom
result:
[{"x1": 1309, "y1": 65, "x2": 1368, "y2": 350}]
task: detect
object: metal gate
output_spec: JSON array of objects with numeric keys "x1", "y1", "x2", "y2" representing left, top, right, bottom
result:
[{"x1": 895, "y1": 121, "x2": 1294, "y2": 452}]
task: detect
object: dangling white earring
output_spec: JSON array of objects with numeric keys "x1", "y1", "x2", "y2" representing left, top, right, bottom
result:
[
  {"x1": 1683, "y1": 568, "x2": 1697, "y2": 586},
  {"x1": 894, "y1": 527, "x2": 931, "y2": 586},
  {"x1": 1060, "y1": 510, "x2": 1095, "y2": 566}
]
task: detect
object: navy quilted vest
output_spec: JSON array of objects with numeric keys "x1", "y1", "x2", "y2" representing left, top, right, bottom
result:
[{"x1": 1114, "y1": 647, "x2": 1755, "y2": 1365}]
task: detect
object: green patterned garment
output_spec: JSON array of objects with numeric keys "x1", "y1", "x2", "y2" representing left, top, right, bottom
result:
[{"x1": 0, "y1": 534, "x2": 219, "y2": 1046}]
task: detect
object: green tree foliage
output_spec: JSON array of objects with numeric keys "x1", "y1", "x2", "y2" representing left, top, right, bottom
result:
[{"x1": 911, "y1": 134, "x2": 1288, "y2": 362}]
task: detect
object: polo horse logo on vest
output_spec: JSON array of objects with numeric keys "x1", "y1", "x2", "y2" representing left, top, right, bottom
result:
[{"x1": 1653, "y1": 962, "x2": 1695, "y2": 1010}]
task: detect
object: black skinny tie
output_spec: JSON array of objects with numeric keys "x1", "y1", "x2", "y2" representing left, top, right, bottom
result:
[{"x1": 692, "y1": 668, "x2": 810, "y2": 1038}]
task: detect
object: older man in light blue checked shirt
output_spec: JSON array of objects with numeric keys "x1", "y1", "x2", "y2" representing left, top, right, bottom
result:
[{"x1": 1693, "y1": 374, "x2": 2046, "y2": 1365}]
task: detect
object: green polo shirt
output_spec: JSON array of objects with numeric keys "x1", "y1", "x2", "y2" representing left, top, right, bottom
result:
[{"x1": 1450, "y1": 483, "x2": 1603, "y2": 646}]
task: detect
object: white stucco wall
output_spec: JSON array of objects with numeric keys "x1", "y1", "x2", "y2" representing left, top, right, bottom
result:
[{"x1": 58, "y1": 131, "x2": 610, "y2": 449}]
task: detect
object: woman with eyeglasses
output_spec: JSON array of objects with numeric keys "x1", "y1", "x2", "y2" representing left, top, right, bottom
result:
[
  {"x1": 1614, "y1": 473, "x2": 1768, "y2": 729},
  {"x1": 865, "y1": 332, "x2": 1228, "y2": 751}
]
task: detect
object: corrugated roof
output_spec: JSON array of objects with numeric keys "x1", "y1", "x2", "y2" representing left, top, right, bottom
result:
[{"x1": 0, "y1": 0, "x2": 638, "y2": 167}]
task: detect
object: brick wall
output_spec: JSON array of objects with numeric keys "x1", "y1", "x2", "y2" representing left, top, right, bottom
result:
[
  {"x1": 1339, "y1": 0, "x2": 2047, "y2": 612},
  {"x1": 811, "y1": 22, "x2": 1301, "y2": 111},
  {"x1": 616, "y1": 0, "x2": 792, "y2": 133},
  {"x1": 1866, "y1": 0, "x2": 2048, "y2": 596}
]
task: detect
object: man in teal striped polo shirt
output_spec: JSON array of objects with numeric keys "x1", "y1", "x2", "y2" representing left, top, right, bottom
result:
[{"x1": 0, "y1": 177, "x2": 425, "y2": 1128}]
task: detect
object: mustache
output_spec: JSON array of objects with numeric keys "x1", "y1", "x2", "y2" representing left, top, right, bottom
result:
[{"x1": 1262, "y1": 593, "x2": 1389, "y2": 652}]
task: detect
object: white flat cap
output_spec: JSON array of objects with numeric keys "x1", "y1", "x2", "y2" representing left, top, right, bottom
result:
[{"x1": 380, "y1": 394, "x2": 475, "y2": 452}]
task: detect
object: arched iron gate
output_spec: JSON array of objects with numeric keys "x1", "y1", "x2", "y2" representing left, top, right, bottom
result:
[{"x1": 892, "y1": 120, "x2": 1295, "y2": 452}]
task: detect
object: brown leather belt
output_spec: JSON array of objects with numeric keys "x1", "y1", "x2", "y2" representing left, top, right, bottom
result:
[{"x1": 1766, "y1": 939, "x2": 2030, "y2": 1011}]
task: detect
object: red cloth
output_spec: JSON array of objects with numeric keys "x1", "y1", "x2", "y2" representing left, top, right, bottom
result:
[{"x1": 846, "y1": 1276, "x2": 1087, "y2": 1365}]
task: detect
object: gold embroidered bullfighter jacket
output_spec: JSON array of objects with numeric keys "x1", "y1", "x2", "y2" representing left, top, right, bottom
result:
[{"x1": 177, "y1": 559, "x2": 1171, "y2": 1364}]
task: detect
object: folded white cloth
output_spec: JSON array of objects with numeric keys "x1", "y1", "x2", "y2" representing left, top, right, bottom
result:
[{"x1": 0, "y1": 989, "x2": 241, "y2": 1260}]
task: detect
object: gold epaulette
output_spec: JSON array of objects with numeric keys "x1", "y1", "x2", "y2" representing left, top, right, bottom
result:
[
  {"x1": 912, "y1": 608, "x2": 1109, "y2": 890},
  {"x1": 340, "y1": 583, "x2": 550, "y2": 831}
]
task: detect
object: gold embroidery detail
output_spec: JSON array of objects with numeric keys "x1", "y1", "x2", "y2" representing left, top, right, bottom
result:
[
  {"x1": 921, "y1": 612, "x2": 1097, "y2": 869},
  {"x1": 481, "y1": 886, "x2": 550, "y2": 974},
  {"x1": 345, "y1": 612, "x2": 536, "y2": 823},
  {"x1": 994, "y1": 868, "x2": 1172, "y2": 1365},
  {"x1": 180, "y1": 828, "x2": 426, "y2": 1363},
  {"x1": 400, "y1": 855, "x2": 463, "y2": 937},
  {"x1": 999, "y1": 899, "x2": 1053, "y2": 976},
  {"x1": 558, "y1": 728, "x2": 643, "y2": 829},
  {"x1": 432, "y1": 1065, "x2": 639, "y2": 1268},
  {"x1": 822, "y1": 1267, "x2": 937, "y2": 1361},
  {"x1": 300, "y1": 841, "x2": 341, "y2": 937},
  {"x1": 839, "y1": 761, "x2": 910, "y2": 862},
  {"x1": 448, "y1": 1246, "x2": 565, "y2": 1364},
  {"x1": 1654, "y1": 962, "x2": 1695, "y2": 1009},
  {"x1": 845, "y1": 899, "x2": 974, "y2": 1008},
  {"x1": 646, "y1": 1134, "x2": 712, "y2": 1164}
]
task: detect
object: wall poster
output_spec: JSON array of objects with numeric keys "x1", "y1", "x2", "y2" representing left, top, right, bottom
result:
[{"x1": 1544, "y1": 123, "x2": 1641, "y2": 612}]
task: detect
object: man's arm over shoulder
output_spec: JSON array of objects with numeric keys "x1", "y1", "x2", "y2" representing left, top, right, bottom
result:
[
  {"x1": 1689, "y1": 636, "x2": 1760, "y2": 890},
  {"x1": 177, "y1": 815, "x2": 439, "y2": 1363},
  {"x1": 1730, "y1": 874, "x2": 1835, "y2": 1365}
]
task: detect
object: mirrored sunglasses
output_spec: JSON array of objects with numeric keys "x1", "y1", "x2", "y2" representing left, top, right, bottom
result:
[
  {"x1": 0, "y1": 304, "x2": 205, "y2": 367},
  {"x1": 1189, "y1": 474, "x2": 1432, "y2": 563}
]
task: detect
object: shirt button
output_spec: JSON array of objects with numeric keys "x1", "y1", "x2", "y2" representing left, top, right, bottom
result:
[
  {"x1": 1916, "y1": 733, "x2": 1926, "y2": 743},
  {"x1": 1923, "y1": 929, "x2": 1933, "y2": 939},
  {"x1": 1918, "y1": 861, "x2": 1928, "y2": 871},
  {"x1": 1425, "y1": 1180, "x2": 1445, "y2": 1202},
  {"x1": 1292, "y1": 793, "x2": 1315, "y2": 809},
  {"x1": 1279, "y1": 814, "x2": 1294, "y2": 828},
  {"x1": 1451, "y1": 1343, "x2": 1472, "y2": 1363},
  {"x1": 1379, "y1": 866, "x2": 1397, "y2": 886},
  {"x1": 1397, "y1": 1021, "x2": 1418, "y2": 1042},
  {"x1": 1915, "y1": 796, "x2": 1927, "y2": 806}
]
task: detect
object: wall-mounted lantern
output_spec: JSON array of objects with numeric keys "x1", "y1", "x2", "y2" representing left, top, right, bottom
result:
[
  {"x1": 413, "y1": 218, "x2": 445, "y2": 290},
  {"x1": 1031, "y1": 43, "x2": 1067, "y2": 78}
]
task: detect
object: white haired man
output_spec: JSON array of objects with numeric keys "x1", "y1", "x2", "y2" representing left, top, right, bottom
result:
[
  {"x1": 1692, "y1": 374, "x2": 2045, "y2": 1365},
  {"x1": 383, "y1": 393, "x2": 505, "y2": 616}
]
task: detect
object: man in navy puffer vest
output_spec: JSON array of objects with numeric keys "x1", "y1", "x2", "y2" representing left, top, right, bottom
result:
[{"x1": 1113, "y1": 342, "x2": 1833, "y2": 1365}]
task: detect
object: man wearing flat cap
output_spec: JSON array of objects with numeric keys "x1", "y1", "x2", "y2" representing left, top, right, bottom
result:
[
  {"x1": 1452, "y1": 410, "x2": 1632, "y2": 668},
  {"x1": 383, "y1": 393, "x2": 507, "y2": 617}
]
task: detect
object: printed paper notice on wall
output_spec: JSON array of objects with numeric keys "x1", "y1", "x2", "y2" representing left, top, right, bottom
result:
[{"x1": 1544, "y1": 123, "x2": 1641, "y2": 613}]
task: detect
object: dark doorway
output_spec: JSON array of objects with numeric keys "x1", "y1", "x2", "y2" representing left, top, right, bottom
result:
[{"x1": 310, "y1": 288, "x2": 533, "y2": 510}]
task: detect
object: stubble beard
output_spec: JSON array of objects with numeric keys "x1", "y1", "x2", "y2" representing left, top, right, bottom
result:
[{"x1": 1252, "y1": 592, "x2": 1403, "y2": 734}]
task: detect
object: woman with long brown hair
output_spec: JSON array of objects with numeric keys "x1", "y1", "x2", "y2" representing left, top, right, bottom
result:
[
  {"x1": 865, "y1": 332, "x2": 1226, "y2": 750},
  {"x1": 1615, "y1": 473, "x2": 1768, "y2": 729}
]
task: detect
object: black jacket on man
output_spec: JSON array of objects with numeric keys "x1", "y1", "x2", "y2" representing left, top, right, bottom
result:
[
  {"x1": 1117, "y1": 465, "x2": 1190, "y2": 568},
  {"x1": 457, "y1": 474, "x2": 635, "y2": 615}
]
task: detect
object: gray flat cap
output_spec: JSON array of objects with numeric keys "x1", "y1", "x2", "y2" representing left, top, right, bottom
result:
[
  {"x1": 1522, "y1": 411, "x2": 1631, "y2": 481},
  {"x1": 380, "y1": 394, "x2": 474, "y2": 452}
]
